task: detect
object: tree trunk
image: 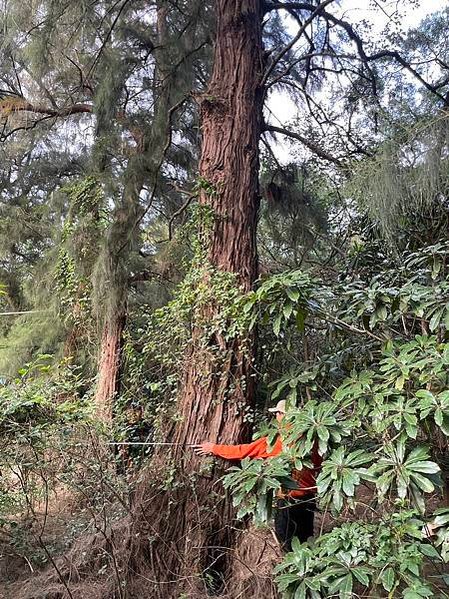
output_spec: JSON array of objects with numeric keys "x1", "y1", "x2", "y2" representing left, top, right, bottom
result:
[
  {"x1": 131, "y1": 2, "x2": 267, "y2": 597},
  {"x1": 94, "y1": 314, "x2": 125, "y2": 423},
  {"x1": 93, "y1": 3, "x2": 177, "y2": 425},
  {"x1": 175, "y1": 0, "x2": 264, "y2": 446}
]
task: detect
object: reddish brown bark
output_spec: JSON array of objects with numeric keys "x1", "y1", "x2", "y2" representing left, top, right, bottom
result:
[
  {"x1": 175, "y1": 0, "x2": 264, "y2": 447},
  {"x1": 94, "y1": 315, "x2": 125, "y2": 423},
  {"x1": 131, "y1": 2, "x2": 268, "y2": 597}
]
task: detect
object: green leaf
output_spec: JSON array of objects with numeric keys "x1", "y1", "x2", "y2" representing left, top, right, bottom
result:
[
  {"x1": 338, "y1": 574, "x2": 353, "y2": 599},
  {"x1": 380, "y1": 567, "x2": 395, "y2": 592},
  {"x1": 407, "y1": 446, "x2": 432, "y2": 463},
  {"x1": 416, "y1": 389, "x2": 434, "y2": 402},
  {"x1": 286, "y1": 288, "x2": 300, "y2": 302},
  {"x1": 403, "y1": 585, "x2": 433, "y2": 599},
  {"x1": 293, "y1": 582, "x2": 307, "y2": 599},
  {"x1": 342, "y1": 471, "x2": 358, "y2": 497},
  {"x1": 283, "y1": 302, "x2": 293, "y2": 320},
  {"x1": 419, "y1": 543, "x2": 441, "y2": 559},
  {"x1": 397, "y1": 472, "x2": 409, "y2": 499},
  {"x1": 410, "y1": 461, "x2": 440, "y2": 475},
  {"x1": 410, "y1": 473, "x2": 435, "y2": 493},
  {"x1": 430, "y1": 308, "x2": 444, "y2": 332},
  {"x1": 317, "y1": 425, "x2": 330, "y2": 443},
  {"x1": 395, "y1": 375, "x2": 405, "y2": 390},
  {"x1": 377, "y1": 471, "x2": 394, "y2": 497},
  {"x1": 432, "y1": 257, "x2": 442, "y2": 279},
  {"x1": 432, "y1": 510, "x2": 449, "y2": 527},
  {"x1": 332, "y1": 488, "x2": 343, "y2": 512},
  {"x1": 291, "y1": 535, "x2": 303, "y2": 554},
  {"x1": 352, "y1": 567, "x2": 370, "y2": 587},
  {"x1": 376, "y1": 305, "x2": 388, "y2": 321},
  {"x1": 273, "y1": 313, "x2": 282, "y2": 336},
  {"x1": 296, "y1": 308, "x2": 306, "y2": 332}
]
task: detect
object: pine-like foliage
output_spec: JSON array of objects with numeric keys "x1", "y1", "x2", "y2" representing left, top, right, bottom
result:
[{"x1": 0, "y1": 0, "x2": 212, "y2": 374}]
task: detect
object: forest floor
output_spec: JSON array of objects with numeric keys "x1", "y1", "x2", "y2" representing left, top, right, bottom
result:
[{"x1": 1, "y1": 486, "x2": 448, "y2": 599}]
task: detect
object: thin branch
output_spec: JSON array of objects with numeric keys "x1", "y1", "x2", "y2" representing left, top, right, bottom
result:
[
  {"x1": 315, "y1": 309, "x2": 385, "y2": 342},
  {"x1": 264, "y1": 124, "x2": 345, "y2": 167},
  {"x1": 0, "y1": 113, "x2": 56, "y2": 141},
  {"x1": 264, "y1": 1, "x2": 318, "y2": 12},
  {"x1": 0, "y1": 310, "x2": 45, "y2": 316},
  {"x1": 266, "y1": 1, "x2": 449, "y2": 105},
  {"x1": 261, "y1": 0, "x2": 336, "y2": 87},
  {"x1": 167, "y1": 187, "x2": 198, "y2": 240},
  {"x1": 84, "y1": 0, "x2": 134, "y2": 81},
  {"x1": 321, "y1": 11, "x2": 448, "y2": 104}
]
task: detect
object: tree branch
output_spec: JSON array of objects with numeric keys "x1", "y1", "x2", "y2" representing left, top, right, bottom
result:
[
  {"x1": 261, "y1": 0, "x2": 336, "y2": 87},
  {"x1": 265, "y1": 1, "x2": 449, "y2": 105},
  {"x1": 264, "y1": 1, "x2": 317, "y2": 12},
  {"x1": 2, "y1": 98, "x2": 93, "y2": 118},
  {"x1": 21, "y1": 102, "x2": 93, "y2": 117},
  {"x1": 167, "y1": 185, "x2": 198, "y2": 240},
  {"x1": 264, "y1": 124, "x2": 345, "y2": 167},
  {"x1": 320, "y1": 12, "x2": 448, "y2": 104}
]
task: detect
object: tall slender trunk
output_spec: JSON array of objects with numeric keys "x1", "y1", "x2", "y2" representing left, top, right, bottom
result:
[
  {"x1": 93, "y1": 3, "x2": 177, "y2": 423},
  {"x1": 93, "y1": 163, "x2": 142, "y2": 422},
  {"x1": 134, "y1": 3, "x2": 268, "y2": 597},
  {"x1": 95, "y1": 314, "x2": 125, "y2": 422}
]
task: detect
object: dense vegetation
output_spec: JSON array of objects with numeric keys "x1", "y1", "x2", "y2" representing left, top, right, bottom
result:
[{"x1": 1, "y1": 1, "x2": 449, "y2": 598}]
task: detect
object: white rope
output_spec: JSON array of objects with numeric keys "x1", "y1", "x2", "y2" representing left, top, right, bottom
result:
[
  {"x1": 0, "y1": 310, "x2": 45, "y2": 316},
  {"x1": 108, "y1": 442, "x2": 197, "y2": 446}
]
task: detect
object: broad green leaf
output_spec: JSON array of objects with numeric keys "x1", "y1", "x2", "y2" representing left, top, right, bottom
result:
[
  {"x1": 352, "y1": 567, "x2": 370, "y2": 587},
  {"x1": 419, "y1": 543, "x2": 441, "y2": 559},
  {"x1": 338, "y1": 574, "x2": 353, "y2": 599},
  {"x1": 273, "y1": 313, "x2": 282, "y2": 336},
  {"x1": 430, "y1": 308, "x2": 444, "y2": 332},
  {"x1": 380, "y1": 567, "x2": 395, "y2": 592},
  {"x1": 395, "y1": 375, "x2": 405, "y2": 390},
  {"x1": 410, "y1": 461, "x2": 440, "y2": 475},
  {"x1": 410, "y1": 472, "x2": 435, "y2": 493},
  {"x1": 293, "y1": 582, "x2": 307, "y2": 599},
  {"x1": 342, "y1": 471, "x2": 358, "y2": 497},
  {"x1": 283, "y1": 302, "x2": 293, "y2": 320}
]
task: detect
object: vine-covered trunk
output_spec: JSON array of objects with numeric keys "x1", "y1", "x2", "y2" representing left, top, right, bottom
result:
[
  {"x1": 175, "y1": 0, "x2": 264, "y2": 447},
  {"x1": 92, "y1": 2, "x2": 180, "y2": 427},
  {"x1": 134, "y1": 2, "x2": 270, "y2": 597}
]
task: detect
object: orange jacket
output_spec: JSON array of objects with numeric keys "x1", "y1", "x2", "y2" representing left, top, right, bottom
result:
[{"x1": 211, "y1": 435, "x2": 322, "y2": 498}]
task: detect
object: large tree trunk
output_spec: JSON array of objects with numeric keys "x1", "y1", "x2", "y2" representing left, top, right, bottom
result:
[
  {"x1": 131, "y1": 2, "x2": 268, "y2": 597},
  {"x1": 175, "y1": 0, "x2": 264, "y2": 448},
  {"x1": 94, "y1": 314, "x2": 125, "y2": 422}
]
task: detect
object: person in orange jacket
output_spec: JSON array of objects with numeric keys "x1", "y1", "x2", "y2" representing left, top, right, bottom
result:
[{"x1": 194, "y1": 399, "x2": 322, "y2": 552}]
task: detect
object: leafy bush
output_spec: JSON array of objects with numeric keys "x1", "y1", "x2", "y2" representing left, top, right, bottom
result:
[
  {"x1": 221, "y1": 255, "x2": 449, "y2": 597},
  {"x1": 275, "y1": 511, "x2": 442, "y2": 599}
]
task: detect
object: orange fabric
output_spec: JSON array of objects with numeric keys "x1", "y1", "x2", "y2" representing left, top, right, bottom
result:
[{"x1": 211, "y1": 436, "x2": 322, "y2": 498}]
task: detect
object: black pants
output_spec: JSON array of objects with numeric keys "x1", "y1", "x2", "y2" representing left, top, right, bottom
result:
[{"x1": 274, "y1": 495, "x2": 316, "y2": 552}]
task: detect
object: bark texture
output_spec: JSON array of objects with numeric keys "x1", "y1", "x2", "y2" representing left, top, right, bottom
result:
[
  {"x1": 75, "y1": 2, "x2": 268, "y2": 596},
  {"x1": 94, "y1": 315, "x2": 125, "y2": 423},
  {"x1": 175, "y1": 0, "x2": 264, "y2": 446},
  {"x1": 133, "y1": 2, "x2": 268, "y2": 597}
]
